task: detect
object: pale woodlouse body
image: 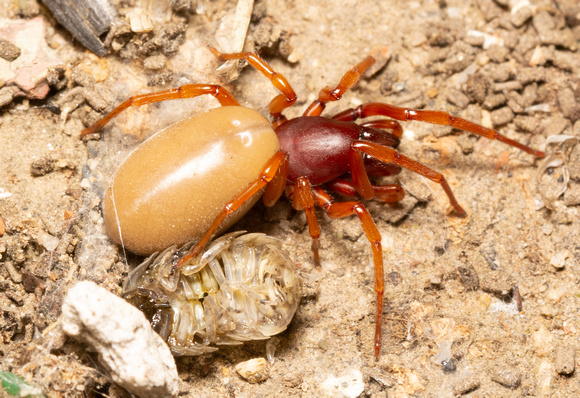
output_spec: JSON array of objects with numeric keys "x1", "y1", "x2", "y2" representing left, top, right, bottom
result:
[{"x1": 123, "y1": 232, "x2": 302, "y2": 356}]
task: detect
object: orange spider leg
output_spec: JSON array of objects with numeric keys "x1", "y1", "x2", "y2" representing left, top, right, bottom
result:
[
  {"x1": 303, "y1": 56, "x2": 376, "y2": 117},
  {"x1": 288, "y1": 177, "x2": 321, "y2": 267},
  {"x1": 351, "y1": 141, "x2": 467, "y2": 216},
  {"x1": 326, "y1": 179, "x2": 405, "y2": 203},
  {"x1": 175, "y1": 151, "x2": 288, "y2": 268},
  {"x1": 311, "y1": 187, "x2": 384, "y2": 360},
  {"x1": 262, "y1": 153, "x2": 289, "y2": 207},
  {"x1": 209, "y1": 46, "x2": 297, "y2": 127},
  {"x1": 333, "y1": 102, "x2": 546, "y2": 158},
  {"x1": 359, "y1": 120, "x2": 404, "y2": 138},
  {"x1": 349, "y1": 142, "x2": 375, "y2": 200},
  {"x1": 81, "y1": 84, "x2": 239, "y2": 137}
]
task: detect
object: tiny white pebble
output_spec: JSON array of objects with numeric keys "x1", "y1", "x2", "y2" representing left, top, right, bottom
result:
[
  {"x1": 235, "y1": 358, "x2": 270, "y2": 383},
  {"x1": 550, "y1": 253, "x2": 566, "y2": 269}
]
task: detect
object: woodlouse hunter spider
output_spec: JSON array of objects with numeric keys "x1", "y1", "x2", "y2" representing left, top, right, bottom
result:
[{"x1": 81, "y1": 46, "x2": 546, "y2": 360}]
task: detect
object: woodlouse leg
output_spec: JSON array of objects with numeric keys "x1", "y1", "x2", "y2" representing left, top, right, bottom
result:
[
  {"x1": 291, "y1": 177, "x2": 321, "y2": 267},
  {"x1": 311, "y1": 187, "x2": 384, "y2": 360},
  {"x1": 303, "y1": 56, "x2": 375, "y2": 117},
  {"x1": 209, "y1": 46, "x2": 297, "y2": 127},
  {"x1": 351, "y1": 140, "x2": 467, "y2": 216},
  {"x1": 81, "y1": 84, "x2": 240, "y2": 137},
  {"x1": 333, "y1": 102, "x2": 546, "y2": 158},
  {"x1": 175, "y1": 151, "x2": 288, "y2": 268},
  {"x1": 327, "y1": 179, "x2": 405, "y2": 203}
]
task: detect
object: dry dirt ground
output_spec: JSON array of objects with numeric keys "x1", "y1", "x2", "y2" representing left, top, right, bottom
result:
[{"x1": 1, "y1": 0, "x2": 580, "y2": 397}]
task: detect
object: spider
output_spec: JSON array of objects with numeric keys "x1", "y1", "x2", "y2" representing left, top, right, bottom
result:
[{"x1": 82, "y1": 46, "x2": 545, "y2": 359}]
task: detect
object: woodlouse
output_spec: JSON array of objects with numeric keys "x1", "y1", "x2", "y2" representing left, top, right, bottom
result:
[{"x1": 123, "y1": 232, "x2": 302, "y2": 355}]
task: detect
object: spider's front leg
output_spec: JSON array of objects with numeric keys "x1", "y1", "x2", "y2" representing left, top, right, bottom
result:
[
  {"x1": 81, "y1": 84, "x2": 239, "y2": 137},
  {"x1": 333, "y1": 102, "x2": 546, "y2": 158},
  {"x1": 209, "y1": 46, "x2": 297, "y2": 127}
]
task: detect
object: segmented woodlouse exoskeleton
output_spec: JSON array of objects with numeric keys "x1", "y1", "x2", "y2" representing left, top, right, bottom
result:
[{"x1": 123, "y1": 232, "x2": 302, "y2": 356}]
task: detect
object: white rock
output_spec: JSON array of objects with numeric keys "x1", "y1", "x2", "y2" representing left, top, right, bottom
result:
[
  {"x1": 322, "y1": 369, "x2": 365, "y2": 398},
  {"x1": 235, "y1": 358, "x2": 270, "y2": 383},
  {"x1": 550, "y1": 252, "x2": 566, "y2": 269},
  {"x1": 61, "y1": 281, "x2": 179, "y2": 397},
  {"x1": 126, "y1": 8, "x2": 154, "y2": 33}
]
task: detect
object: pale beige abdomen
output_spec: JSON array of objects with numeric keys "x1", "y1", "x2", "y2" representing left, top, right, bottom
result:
[{"x1": 103, "y1": 106, "x2": 280, "y2": 255}]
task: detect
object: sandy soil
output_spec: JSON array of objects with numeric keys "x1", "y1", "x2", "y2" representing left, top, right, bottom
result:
[{"x1": 1, "y1": 0, "x2": 579, "y2": 396}]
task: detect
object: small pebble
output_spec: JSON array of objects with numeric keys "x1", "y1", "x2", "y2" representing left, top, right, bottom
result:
[
  {"x1": 541, "y1": 223, "x2": 553, "y2": 236},
  {"x1": 235, "y1": 358, "x2": 270, "y2": 383},
  {"x1": 426, "y1": 87, "x2": 438, "y2": 98},
  {"x1": 532, "y1": 326, "x2": 553, "y2": 356},
  {"x1": 543, "y1": 117, "x2": 570, "y2": 136},
  {"x1": 480, "y1": 271, "x2": 513, "y2": 296},
  {"x1": 491, "y1": 366, "x2": 521, "y2": 389},
  {"x1": 365, "y1": 46, "x2": 390, "y2": 77},
  {"x1": 5, "y1": 261, "x2": 22, "y2": 283},
  {"x1": 488, "y1": 63, "x2": 512, "y2": 82},
  {"x1": 464, "y1": 34, "x2": 484, "y2": 47},
  {"x1": 521, "y1": 83, "x2": 538, "y2": 107},
  {"x1": 507, "y1": 98, "x2": 524, "y2": 114},
  {"x1": 83, "y1": 86, "x2": 113, "y2": 113},
  {"x1": 540, "y1": 304, "x2": 555, "y2": 317},
  {"x1": 537, "y1": 361, "x2": 553, "y2": 393},
  {"x1": 61, "y1": 281, "x2": 179, "y2": 397},
  {"x1": 71, "y1": 67, "x2": 95, "y2": 87},
  {"x1": 517, "y1": 67, "x2": 545, "y2": 84},
  {"x1": 406, "y1": 31, "x2": 427, "y2": 47},
  {"x1": 554, "y1": 345, "x2": 575, "y2": 375},
  {"x1": 550, "y1": 253, "x2": 566, "y2": 269},
  {"x1": 456, "y1": 134, "x2": 475, "y2": 154},
  {"x1": 447, "y1": 88, "x2": 470, "y2": 108},
  {"x1": 511, "y1": 6, "x2": 533, "y2": 28},
  {"x1": 144, "y1": 54, "x2": 167, "y2": 71},
  {"x1": 563, "y1": 184, "x2": 580, "y2": 206},
  {"x1": 481, "y1": 109, "x2": 493, "y2": 129},
  {"x1": 557, "y1": 88, "x2": 577, "y2": 119},
  {"x1": 0, "y1": 86, "x2": 14, "y2": 107},
  {"x1": 532, "y1": 10, "x2": 555, "y2": 34},
  {"x1": 126, "y1": 8, "x2": 154, "y2": 33},
  {"x1": 0, "y1": 38, "x2": 21, "y2": 61},
  {"x1": 487, "y1": 44, "x2": 509, "y2": 63},
  {"x1": 457, "y1": 263, "x2": 480, "y2": 291},
  {"x1": 429, "y1": 275, "x2": 443, "y2": 286},
  {"x1": 475, "y1": 52, "x2": 490, "y2": 66},
  {"x1": 483, "y1": 93, "x2": 507, "y2": 110},
  {"x1": 493, "y1": 81, "x2": 522, "y2": 92},
  {"x1": 490, "y1": 106, "x2": 514, "y2": 126},
  {"x1": 452, "y1": 374, "x2": 480, "y2": 395},
  {"x1": 442, "y1": 358, "x2": 457, "y2": 373},
  {"x1": 529, "y1": 46, "x2": 550, "y2": 67},
  {"x1": 464, "y1": 73, "x2": 489, "y2": 104},
  {"x1": 30, "y1": 158, "x2": 55, "y2": 177}
]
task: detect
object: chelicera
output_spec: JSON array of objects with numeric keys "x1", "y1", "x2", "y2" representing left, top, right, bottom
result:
[{"x1": 82, "y1": 47, "x2": 546, "y2": 360}]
